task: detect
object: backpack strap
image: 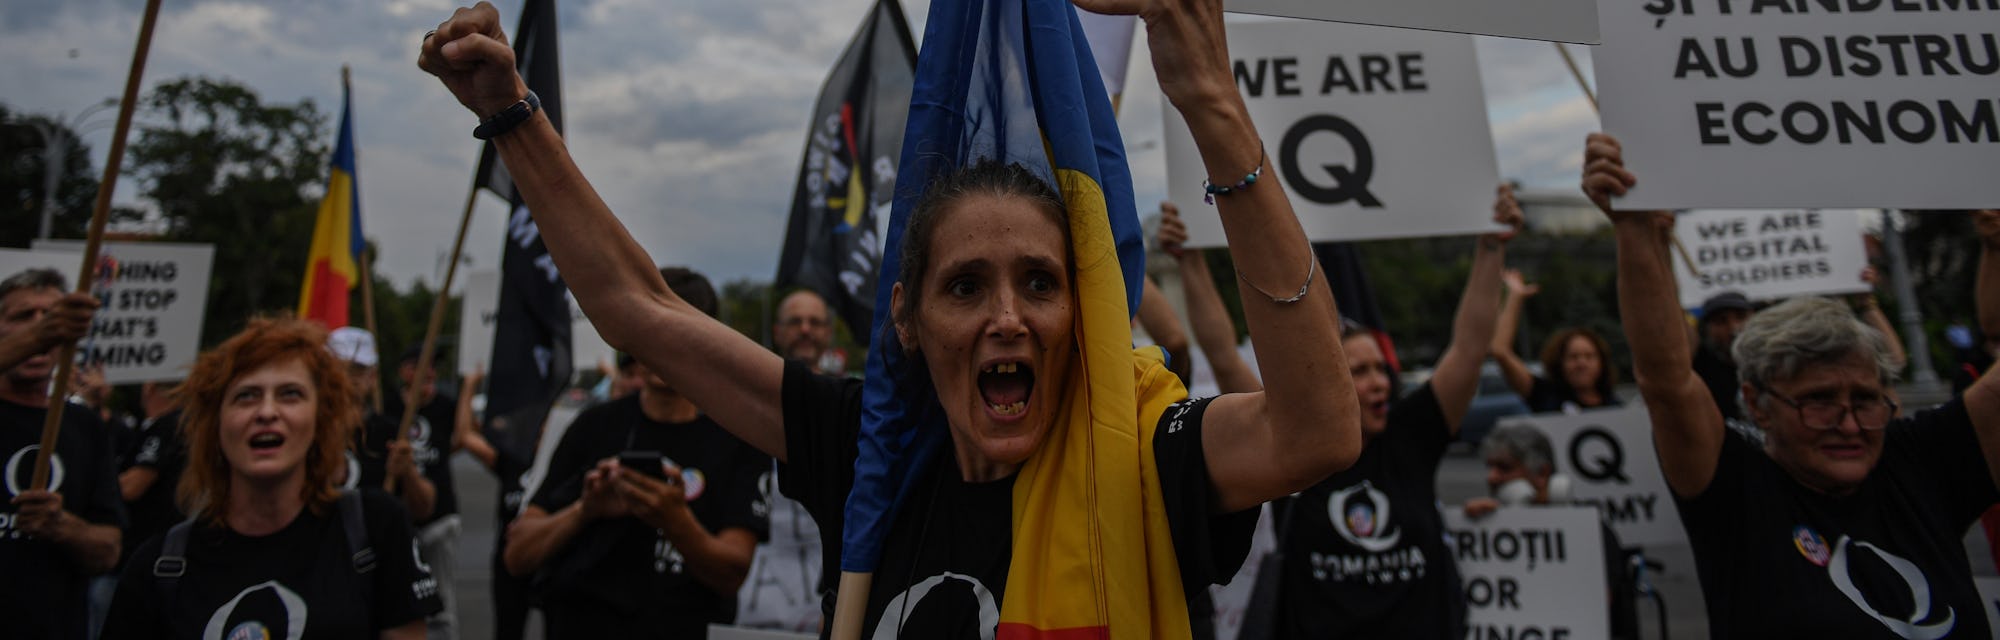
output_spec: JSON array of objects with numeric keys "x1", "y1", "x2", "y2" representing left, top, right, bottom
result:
[
  {"x1": 151, "y1": 518, "x2": 195, "y2": 612},
  {"x1": 339, "y1": 490, "x2": 376, "y2": 574}
]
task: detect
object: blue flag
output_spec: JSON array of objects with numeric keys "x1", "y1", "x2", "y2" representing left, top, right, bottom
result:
[{"x1": 841, "y1": 0, "x2": 1144, "y2": 574}]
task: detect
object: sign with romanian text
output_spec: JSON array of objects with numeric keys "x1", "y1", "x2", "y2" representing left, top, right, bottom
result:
[
  {"x1": 1497, "y1": 406, "x2": 1689, "y2": 547},
  {"x1": 1165, "y1": 19, "x2": 1502, "y2": 247},
  {"x1": 1445, "y1": 507, "x2": 1610, "y2": 640},
  {"x1": 29, "y1": 241, "x2": 214, "y2": 385},
  {"x1": 1672, "y1": 208, "x2": 1871, "y2": 308},
  {"x1": 1226, "y1": 0, "x2": 1599, "y2": 43},
  {"x1": 1594, "y1": 0, "x2": 2000, "y2": 208}
]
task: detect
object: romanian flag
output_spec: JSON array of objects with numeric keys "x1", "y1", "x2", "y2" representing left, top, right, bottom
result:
[
  {"x1": 298, "y1": 77, "x2": 363, "y2": 328},
  {"x1": 843, "y1": 1, "x2": 1187, "y2": 637}
]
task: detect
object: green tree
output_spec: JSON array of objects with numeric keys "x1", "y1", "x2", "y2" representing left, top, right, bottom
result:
[{"x1": 125, "y1": 77, "x2": 327, "y2": 345}]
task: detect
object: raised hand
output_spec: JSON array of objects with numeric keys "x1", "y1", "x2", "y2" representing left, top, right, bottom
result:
[
  {"x1": 1482, "y1": 184, "x2": 1527, "y2": 248},
  {"x1": 416, "y1": 2, "x2": 529, "y2": 119},
  {"x1": 1582, "y1": 133, "x2": 1672, "y2": 230},
  {"x1": 1071, "y1": 0, "x2": 1233, "y2": 113},
  {"x1": 1503, "y1": 270, "x2": 1540, "y2": 298},
  {"x1": 1155, "y1": 201, "x2": 1189, "y2": 259}
]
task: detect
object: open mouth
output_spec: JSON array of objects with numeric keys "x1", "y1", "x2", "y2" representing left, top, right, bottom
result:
[
  {"x1": 248, "y1": 432, "x2": 286, "y2": 452},
  {"x1": 978, "y1": 361, "x2": 1035, "y2": 418}
]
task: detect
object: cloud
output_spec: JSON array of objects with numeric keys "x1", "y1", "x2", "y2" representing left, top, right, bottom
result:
[{"x1": 5, "y1": 0, "x2": 1602, "y2": 291}]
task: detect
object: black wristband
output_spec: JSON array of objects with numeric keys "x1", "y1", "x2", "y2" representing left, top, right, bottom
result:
[{"x1": 474, "y1": 90, "x2": 540, "y2": 140}]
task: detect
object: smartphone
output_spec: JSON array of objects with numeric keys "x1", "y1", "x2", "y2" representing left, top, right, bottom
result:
[{"x1": 618, "y1": 450, "x2": 668, "y2": 479}]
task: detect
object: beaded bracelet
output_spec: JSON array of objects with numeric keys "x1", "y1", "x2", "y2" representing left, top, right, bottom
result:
[{"x1": 1202, "y1": 150, "x2": 1268, "y2": 205}]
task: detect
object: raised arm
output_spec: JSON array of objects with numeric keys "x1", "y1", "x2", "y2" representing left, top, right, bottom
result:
[
  {"x1": 1489, "y1": 269, "x2": 1540, "y2": 399},
  {"x1": 1429, "y1": 186, "x2": 1522, "y2": 433},
  {"x1": 1585, "y1": 133, "x2": 1724, "y2": 498},
  {"x1": 1136, "y1": 277, "x2": 1193, "y2": 384},
  {"x1": 1967, "y1": 210, "x2": 2000, "y2": 491},
  {"x1": 1158, "y1": 202, "x2": 1262, "y2": 395},
  {"x1": 421, "y1": 4, "x2": 785, "y2": 459},
  {"x1": 1080, "y1": 0, "x2": 1360, "y2": 513},
  {"x1": 1853, "y1": 266, "x2": 1907, "y2": 373}
]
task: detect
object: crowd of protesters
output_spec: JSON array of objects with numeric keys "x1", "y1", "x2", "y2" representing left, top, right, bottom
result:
[{"x1": 3, "y1": 0, "x2": 1997, "y2": 638}]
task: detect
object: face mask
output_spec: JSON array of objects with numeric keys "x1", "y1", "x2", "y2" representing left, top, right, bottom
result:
[
  {"x1": 1546, "y1": 474, "x2": 1573, "y2": 502},
  {"x1": 1495, "y1": 478, "x2": 1538, "y2": 506}
]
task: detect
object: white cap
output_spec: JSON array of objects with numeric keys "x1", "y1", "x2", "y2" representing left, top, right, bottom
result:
[{"x1": 327, "y1": 326, "x2": 378, "y2": 368}]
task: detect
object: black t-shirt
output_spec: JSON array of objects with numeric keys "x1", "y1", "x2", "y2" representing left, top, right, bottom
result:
[
  {"x1": 122, "y1": 409, "x2": 188, "y2": 567},
  {"x1": 528, "y1": 394, "x2": 772, "y2": 638},
  {"x1": 776, "y1": 361, "x2": 1257, "y2": 639},
  {"x1": 379, "y1": 393, "x2": 460, "y2": 524},
  {"x1": 1274, "y1": 383, "x2": 1464, "y2": 639},
  {"x1": 1676, "y1": 398, "x2": 1998, "y2": 639},
  {"x1": 0, "y1": 399, "x2": 127, "y2": 640},
  {"x1": 1524, "y1": 376, "x2": 1622, "y2": 414},
  {"x1": 1693, "y1": 345, "x2": 1744, "y2": 421},
  {"x1": 102, "y1": 489, "x2": 443, "y2": 639}
]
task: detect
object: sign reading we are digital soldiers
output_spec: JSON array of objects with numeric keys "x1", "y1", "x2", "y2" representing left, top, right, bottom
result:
[
  {"x1": 1165, "y1": 19, "x2": 1502, "y2": 247},
  {"x1": 1672, "y1": 208, "x2": 1870, "y2": 307},
  {"x1": 1594, "y1": 0, "x2": 2000, "y2": 208},
  {"x1": 28, "y1": 241, "x2": 215, "y2": 385},
  {"x1": 1444, "y1": 507, "x2": 1610, "y2": 640},
  {"x1": 1497, "y1": 406, "x2": 1689, "y2": 547}
]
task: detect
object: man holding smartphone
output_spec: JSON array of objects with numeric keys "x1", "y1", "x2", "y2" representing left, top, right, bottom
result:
[{"x1": 503, "y1": 267, "x2": 770, "y2": 639}]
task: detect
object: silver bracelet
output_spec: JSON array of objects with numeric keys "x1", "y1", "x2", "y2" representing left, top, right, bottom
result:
[{"x1": 1237, "y1": 250, "x2": 1317, "y2": 305}]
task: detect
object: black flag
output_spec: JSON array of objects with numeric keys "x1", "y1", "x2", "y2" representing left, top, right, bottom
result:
[
  {"x1": 474, "y1": 0, "x2": 570, "y2": 441},
  {"x1": 772, "y1": 0, "x2": 917, "y2": 346}
]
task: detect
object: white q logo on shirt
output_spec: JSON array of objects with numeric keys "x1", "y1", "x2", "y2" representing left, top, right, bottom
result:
[
  {"x1": 1827, "y1": 535, "x2": 1955, "y2": 640},
  {"x1": 203, "y1": 580, "x2": 308, "y2": 640},
  {"x1": 873, "y1": 572, "x2": 999, "y2": 640},
  {"x1": 1327, "y1": 481, "x2": 1401, "y2": 553},
  {"x1": 4, "y1": 446, "x2": 65, "y2": 496}
]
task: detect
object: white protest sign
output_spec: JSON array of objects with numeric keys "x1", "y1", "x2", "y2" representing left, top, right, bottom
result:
[
  {"x1": 736, "y1": 467, "x2": 826, "y2": 632},
  {"x1": 1497, "y1": 405, "x2": 1688, "y2": 547},
  {"x1": 457, "y1": 270, "x2": 500, "y2": 376},
  {"x1": 31, "y1": 241, "x2": 214, "y2": 384},
  {"x1": 455, "y1": 269, "x2": 616, "y2": 375},
  {"x1": 1226, "y1": 0, "x2": 1599, "y2": 44},
  {"x1": 1673, "y1": 209, "x2": 1871, "y2": 308},
  {"x1": 1165, "y1": 19, "x2": 1502, "y2": 247},
  {"x1": 1445, "y1": 506, "x2": 1609, "y2": 640},
  {"x1": 1977, "y1": 576, "x2": 2000, "y2": 633},
  {"x1": 1593, "y1": 0, "x2": 2000, "y2": 209}
]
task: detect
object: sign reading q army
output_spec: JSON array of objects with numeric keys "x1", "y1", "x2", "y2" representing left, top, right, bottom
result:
[
  {"x1": 1164, "y1": 19, "x2": 1502, "y2": 247},
  {"x1": 1497, "y1": 405, "x2": 1689, "y2": 547}
]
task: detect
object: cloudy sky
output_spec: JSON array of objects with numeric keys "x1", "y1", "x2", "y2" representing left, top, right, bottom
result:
[{"x1": 1, "y1": 0, "x2": 1599, "y2": 289}]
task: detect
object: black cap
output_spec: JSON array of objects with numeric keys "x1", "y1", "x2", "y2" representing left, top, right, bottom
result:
[{"x1": 1699, "y1": 291, "x2": 1754, "y2": 319}]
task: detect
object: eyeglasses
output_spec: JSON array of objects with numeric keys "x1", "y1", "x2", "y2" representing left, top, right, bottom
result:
[
  {"x1": 1753, "y1": 384, "x2": 1898, "y2": 431},
  {"x1": 779, "y1": 317, "x2": 829, "y2": 329}
]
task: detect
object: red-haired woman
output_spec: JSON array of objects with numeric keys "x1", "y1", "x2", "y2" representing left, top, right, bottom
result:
[
  {"x1": 101, "y1": 317, "x2": 440, "y2": 640},
  {"x1": 1490, "y1": 271, "x2": 1623, "y2": 413}
]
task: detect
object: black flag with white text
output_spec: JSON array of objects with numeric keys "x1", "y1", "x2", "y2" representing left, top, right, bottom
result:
[
  {"x1": 473, "y1": 0, "x2": 570, "y2": 440},
  {"x1": 772, "y1": 0, "x2": 916, "y2": 346}
]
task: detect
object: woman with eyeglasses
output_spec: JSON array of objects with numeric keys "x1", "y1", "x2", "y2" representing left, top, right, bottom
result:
[{"x1": 1587, "y1": 133, "x2": 2000, "y2": 639}]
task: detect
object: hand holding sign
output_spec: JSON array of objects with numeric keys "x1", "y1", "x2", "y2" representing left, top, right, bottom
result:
[
  {"x1": 1582, "y1": 134, "x2": 1673, "y2": 231},
  {"x1": 41, "y1": 293, "x2": 98, "y2": 352},
  {"x1": 1483, "y1": 184, "x2": 1526, "y2": 248},
  {"x1": 1977, "y1": 210, "x2": 2000, "y2": 247}
]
